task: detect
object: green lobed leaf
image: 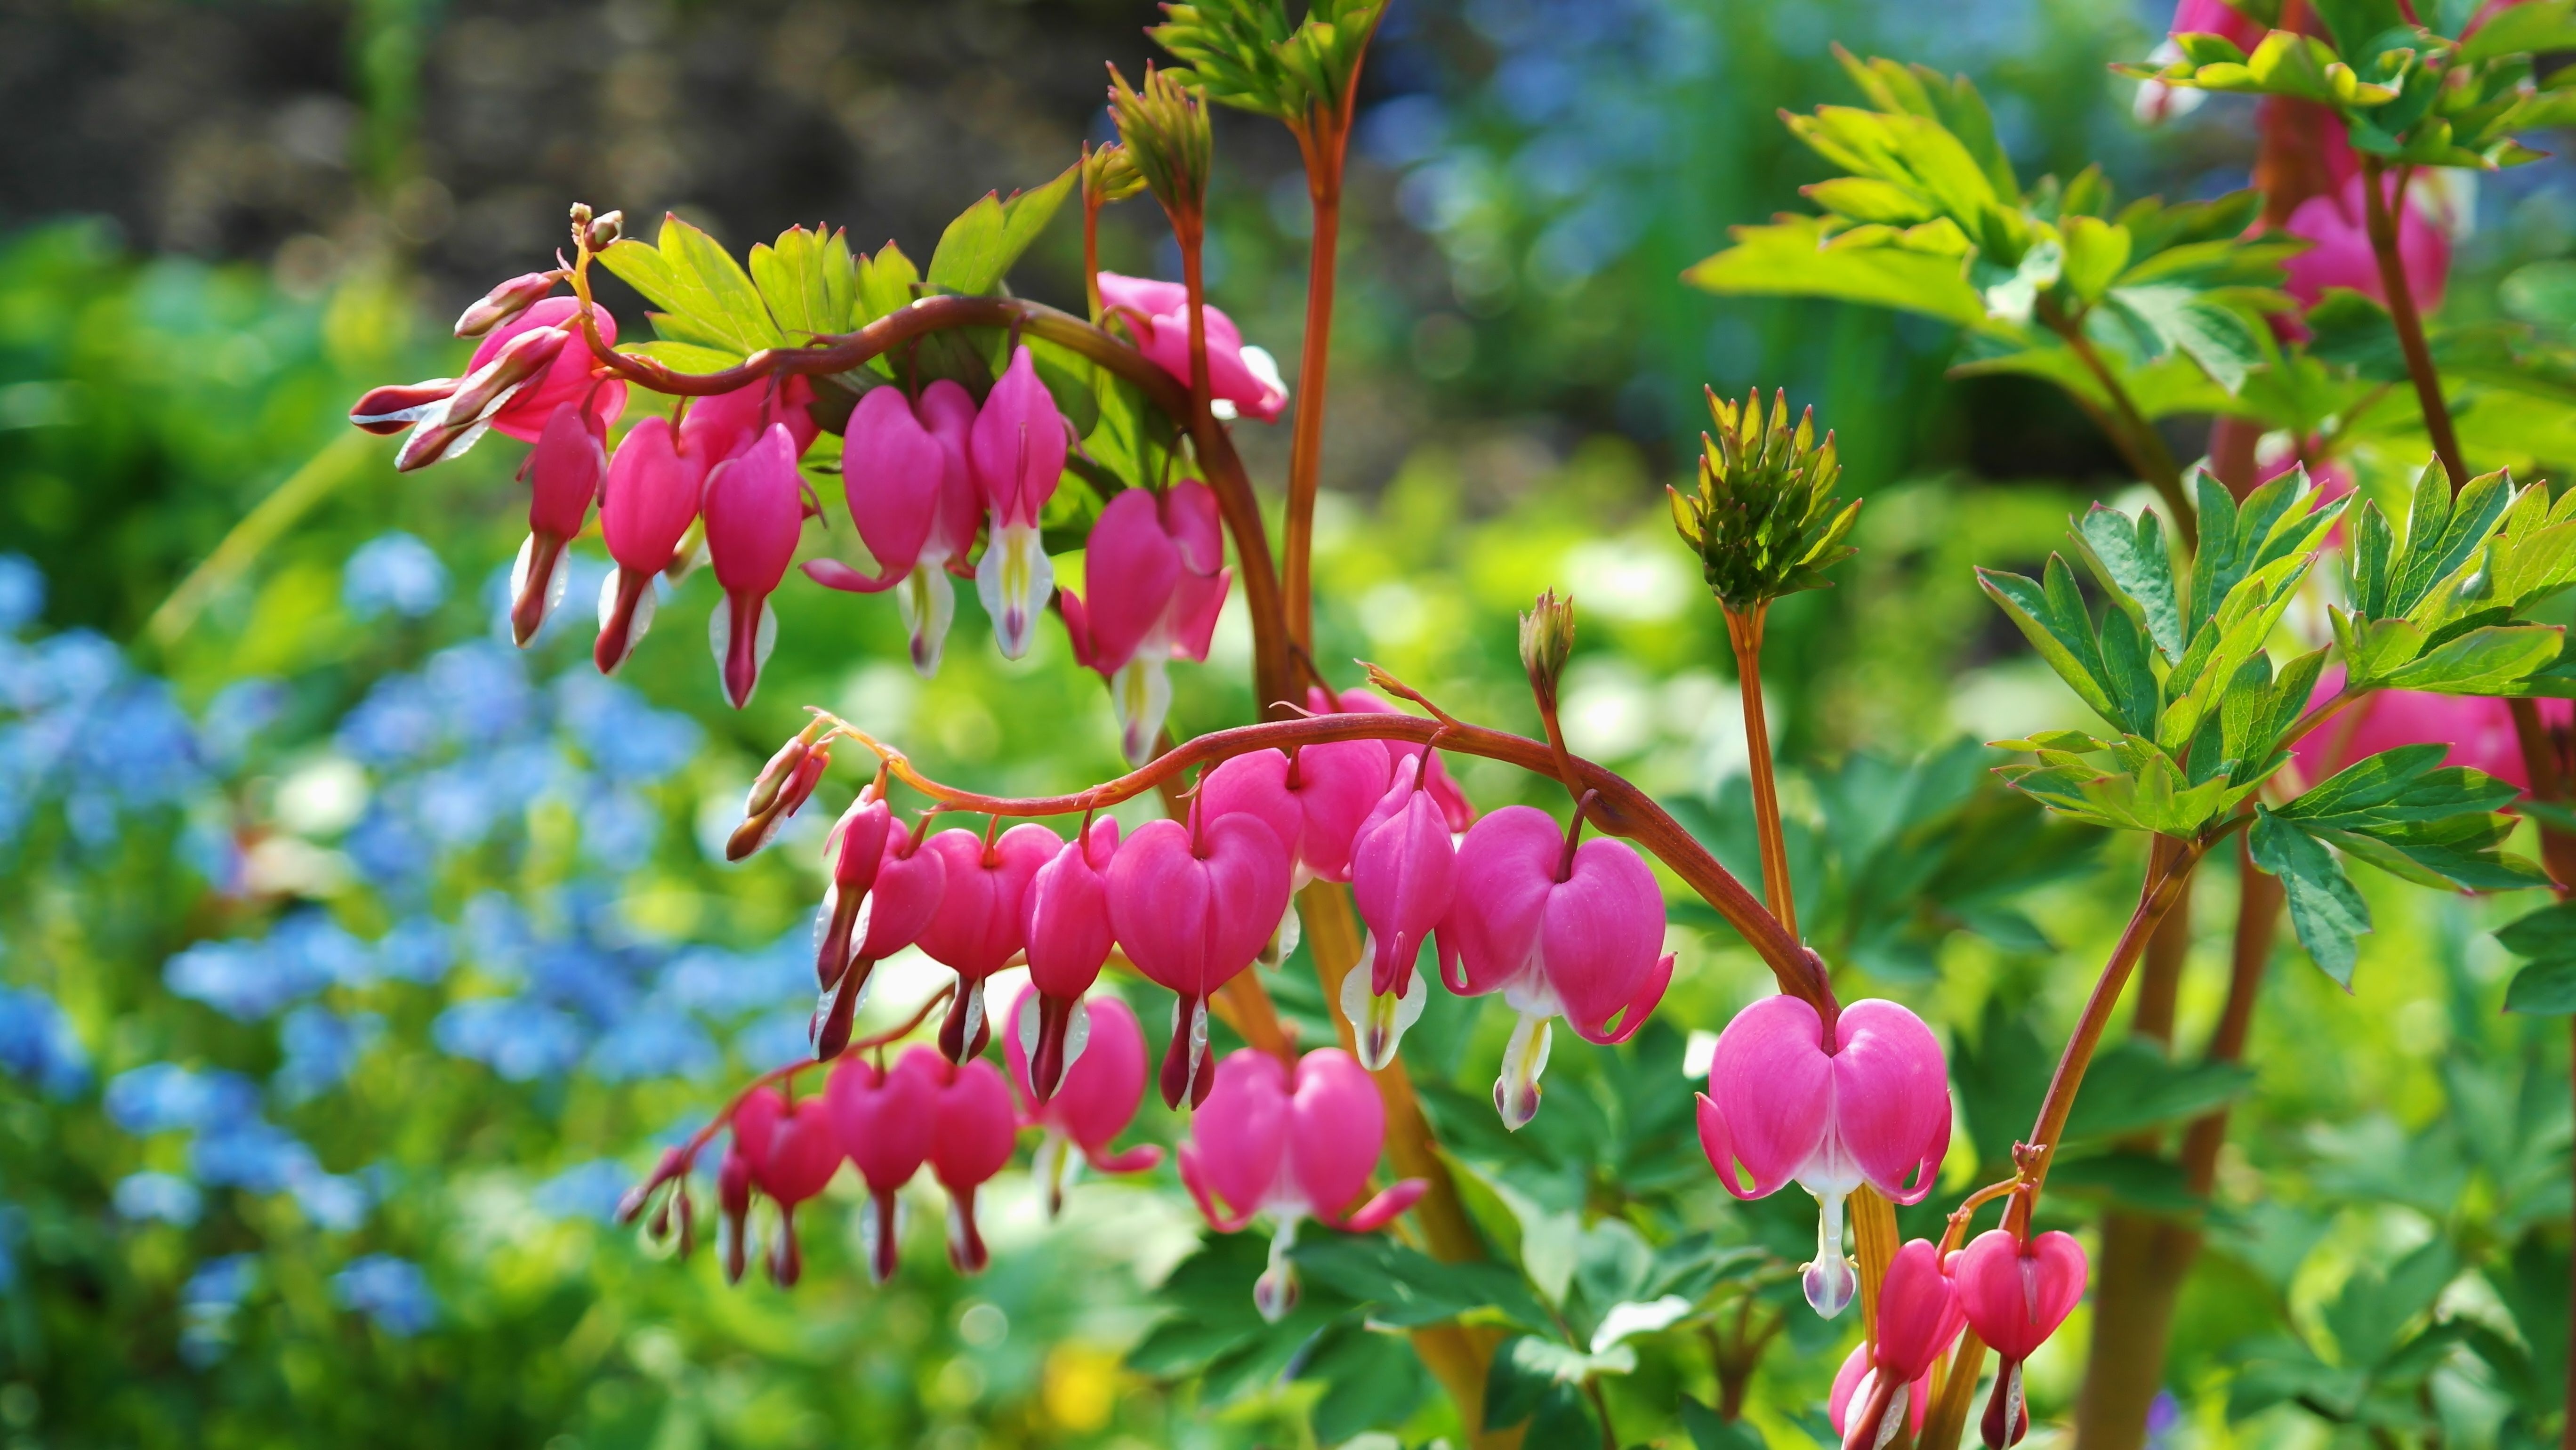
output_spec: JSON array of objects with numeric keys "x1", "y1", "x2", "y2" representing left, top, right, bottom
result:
[
  {"x1": 923, "y1": 163, "x2": 1079, "y2": 298},
  {"x1": 2072, "y1": 503, "x2": 2183, "y2": 657},
  {"x1": 2250, "y1": 809, "x2": 2373, "y2": 988},
  {"x1": 597, "y1": 212, "x2": 789, "y2": 360}
]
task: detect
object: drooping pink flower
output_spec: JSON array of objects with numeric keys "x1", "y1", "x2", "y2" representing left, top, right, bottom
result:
[
  {"x1": 681, "y1": 375, "x2": 819, "y2": 467},
  {"x1": 1344, "y1": 755, "x2": 1458, "y2": 1068},
  {"x1": 701, "y1": 423, "x2": 807, "y2": 708},
  {"x1": 811, "y1": 793, "x2": 893, "y2": 1052},
  {"x1": 730, "y1": 1085, "x2": 844, "y2": 1287},
  {"x1": 1827, "y1": 1343, "x2": 1929, "y2": 1442},
  {"x1": 828, "y1": 1049, "x2": 940, "y2": 1283},
  {"x1": 2290, "y1": 666, "x2": 2571, "y2": 790},
  {"x1": 804, "y1": 381, "x2": 982, "y2": 675},
  {"x1": 1096, "y1": 272, "x2": 1289, "y2": 423},
  {"x1": 924, "y1": 1052, "x2": 1019, "y2": 1273},
  {"x1": 1199, "y1": 739, "x2": 1393, "y2": 888},
  {"x1": 2283, "y1": 173, "x2": 2452, "y2": 323},
  {"x1": 812, "y1": 816, "x2": 948, "y2": 1057},
  {"x1": 595, "y1": 415, "x2": 708, "y2": 676},
  {"x1": 969, "y1": 346, "x2": 1069, "y2": 659},
  {"x1": 1954, "y1": 1228, "x2": 2090, "y2": 1448},
  {"x1": 916, "y1": 822, "x2": 1060, "y2": 1062},
  {"x1": 1060, "y1": 483, "x2": 1233, "y2": 764},
  {"x1": 1439, "y1": 804, "x2": 1676, "y2": 1129},
  {"x1": 1305, "y1": 687, "x2": 1475, "y2": 831},
  {"x1": 1176, "y1": 1047, "x2": 1425, "y2": 1320},
  {"x1": 1002, "y1": 985, "x2": 1161, "y2": 1214},
  {"x1": 1019, "y1": 817, "x2": 1123, "y2": 1102},
  {"x1": 509, "y1": 401, "x2": 610, "y2": 647},
  {"x1": 1838, "y1": 1240, "x2": 1968, "y2": 1450},
  {"x1": 1698, "y1": 995, "x2": 1953, "y2": 1318},
  {"x1": 1107, "y1": 806, "x2": 1294, "y2": 1107}
]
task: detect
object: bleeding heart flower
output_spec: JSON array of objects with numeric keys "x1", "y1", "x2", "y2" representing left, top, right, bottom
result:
[
  {"x1": 477, "y1": 298, "x2": 626, "y2": 442},
  {"x1": 594, "y1": 415, "x2": 708, "y2": 676},
  {"x1": 923, "y1": 1051, "x2": 1019, "y2": 1273},
  {"x1": 2292, "y1": 665, "x2": 2570, "y2": 791},
  {"x1": 1096, "y1": 272, "x2": 1290, "y2": 423},
  {"x1": 1305, "y1": 687, "x2": 1474, "y2": 831},
  {"x1": 1697, "y1": 994, "x2": 1952, "y2": 1319},
  {"x1": 1344, "y1": 755, "x2": 1458, "y2": 1068},
  {"x1": 1175, "y1": 1047, "x2": 1424, "y2": 1321},
  {"x1": 509, "y1": 401, "x2": 610, "y2": 647},
  {"x1": 715, "y1": 1140, "x2": 755, "y2": 1284},
  {"x1": 1107, "y1": 807, "x2": 1293, "y2": 1107},
  {"x1": 811, "y1": 816, "x2": 947, "y2": 1059},
  {"x1": 1953, "y1": 1229, "x2": 2089, "y2": 1448},
  {"x1": 1840, "y1": 1240, "x2": 1967, "y2": 1450},
  {"x1": 828, "y1": 1049, "x2": 941, "y2": 1283},
  {"x1": 1438, "y1": 804, "x2": 1675, "y2": 1129},
  {"x1": 700, "y1": 423, "x2": 807, "y2": 708},
  {"x1": 353, "y1": 298, "x2": 623, "y2": 468},
  {"x1": 1827, "y1": 1342, "x2": 1930, "y2": 1443},
  {"x1": 1002, "y1": 986, "x2": 1161, "y2": 1214},
  {"x1": 1200, "y1": 740, "x2": 1393, "y2": 889},
  {"x1": 681, "y1": 375, "x2": 818, "y2": 466},
  {"x1": 915, "y1": 822, "x2": 1060, "y2": 1062},
  {"x1": 804, "y1": 385, "x2": 954, "y2": 662},
  {"x1": 969, "y1": 346, "x2": 1068, "y2": 659},
  {"x1": 1059, "y1": 483, "x2": 1232, "y2": 764},
  {"x1": 730, "y1": 1085, "x2": 844, "y2": 1287},
  {"x1": 810, "y1": 794, "x2": 893, "y2": 1045},
  {"x1": 1019, "y1": 817, "x2": 1122, "y2": 1101}
]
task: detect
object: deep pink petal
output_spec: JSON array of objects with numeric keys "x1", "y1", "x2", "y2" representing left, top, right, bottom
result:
[
  {"x1": 1285, "y1": 1048, "x2": 1385, "y2": 1220},
  {"x1": 1701, "y1": 995, "x2": 1833, "y2": 1197},
  {"x1": 1441, "y1": 806, "x2": 1558, "y2": 998},
  {"x1": 1953, "y1": 1228, "x2": 2090, "y2": 1361},
  {"x1": 1182, "y1": 1049, "x2": 1292, "y2": 1224},
  {"x1": 1831, "y1": 999, "x2": 1954, "y2": 1204}
]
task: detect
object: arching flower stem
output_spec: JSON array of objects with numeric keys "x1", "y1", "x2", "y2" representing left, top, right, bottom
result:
[{"x1": 1723, "y1": 601, "x2": 1797, "y2": 938}]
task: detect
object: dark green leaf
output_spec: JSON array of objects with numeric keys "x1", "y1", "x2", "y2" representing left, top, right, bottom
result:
[
  {"x1": 2062, "y1": 1039, "x2": 2258, "y2": 1141},
  {"x1": 2250, "y1": 809, "x2": 2372, "y2": 988},
  {"x1": 1682, "y1": 1397, "x2": 1767, "y2": 1450}
]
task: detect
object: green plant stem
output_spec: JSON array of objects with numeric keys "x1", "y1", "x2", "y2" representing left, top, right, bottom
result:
[
  {"x1": 145, "y1": 430, "x2": 384, "y2": 651},
  {"x1": 1724, "y1": 603, "x2": 1799, "y2": 938},
  {"x1": 2357, "y1": 155, "x2": 2467, "y2": 491},
  {"x1": 2037, "y1": 297, "x2": 2196, "y2": 551}
]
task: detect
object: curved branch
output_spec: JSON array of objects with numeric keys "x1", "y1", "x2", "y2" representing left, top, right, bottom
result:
[{"x1": 817, "y1": 707, "x2": 1834, "y2": 1019}]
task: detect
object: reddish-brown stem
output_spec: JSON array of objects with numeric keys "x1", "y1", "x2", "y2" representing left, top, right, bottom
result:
[
  {"x1": 2358, "y1": 154, "x2": 2467, "y2": 490},
  {"x1": 1081, "y1": 150, "x2": 1105, "y2": 326},
  {"x1": 1724, "y1": 604, "x2": 1798, "y2": 938},
  {"x1": 814, "y1": 703, "x2": 1833, "y2": 1020},
  {"x1": 1282, "y1": 121, "x2": 1347, "y2": 650}
]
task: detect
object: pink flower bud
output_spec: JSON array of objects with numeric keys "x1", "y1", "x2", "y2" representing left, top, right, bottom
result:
[
  {"x1": 1002, "y1": 986, "x2": 1160, "y2": 1213},
  {"x1": 1827, "y1": 1343, "x2": 1929, "y2": 1442},
  {"x1": 805, "y1": 385, "x2": 944, "y2": 595},
  {"x1": 813, "y1": 792, "x2": 893, "y2": 990},
  {"x1": 1344, "y1": 755, "x2": 1460, "y2": 1068},
  {"x1": 508, "y1": 402, "x2": 610, "y2": 646},
  {"x1": 916, "y1": 822, "x2": 1061, "y2": 1062},
  {"x1": 1108, "y1": 808, "x2": 1294, "y2": 1107},
  {"x1": 473, "y1": 297, "x2": 624, "y2": 443},
  {"x1": 731, "y1": 1085, "x2": 844, "y2": 1289},
  {"x1": 716, "y1": 1143, "x2": 754, "y2": 1284},
  {"x1": 595, "y1": 416, "x2": 707, "y2": 675},
  {"x1": 1837, "y1": 1240, "x2": 1967, "y2": 1450},
  {"x1": 969, "y1": 346, "x2": 1068, "y2": 658},
  {"x1": 1175, "y1": 1048, "x2": 1424, "y2": 1321},
  {"x1": 1305, "y1": 687, "x2": 1475, "y2": 830},
  {"x1": 828, "y1": 1050, "x2": 940, "y2": 1283},
  {"x1": 349, "y1": 378, "x2": 458, "y2": 434},
  {"x1": 926, "y1": 1053, "x2": 1018, "y2": 1273},
  {"x1": 1097, "y1": 272, "x2": 1289, "y2": 423},
  {"x1": 729, "y1": 731, "x2": 829, "y2": 862},
  {"x1": 394, "y1": 326, "x2": 568, "y2": 471},
  {"x1": 702, "y1": 423, "x2": 807, "y2": 708},
  {"x1": 1061, "y1": 483, "x2": 1233, "y2": 764},
  {"x1": 1019, "y1": 818, "x2": 1122, "y2": 1101},
  {"x1": 1698, "y1": 995, "x2": 1951, "y2": 1319},
  {"x1": 813, "y1": 817, "x2": 948, "y2": 1056},
  {"x1": 1953, "y1": 1228, "x2": 2089, "y2": 1448},
  {"x1": 454, "y1": 270, "x2": 562, "y2": 338},
  {"x1": 1439, "y1": 804, "x2": 1675, "y2": 1128},
  {"x1": 682, "y1": 376, "x2": 819, "y2": 466}
]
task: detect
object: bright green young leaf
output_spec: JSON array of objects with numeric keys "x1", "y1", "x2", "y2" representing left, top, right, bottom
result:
[
  {"x1": 747, "y1": 224, "x2": 856, "y2": 341},
  {"x1": 2072, "y1": 502, "x2": 2184, "y2": 656},
  {"x1": 2060, "y1": 215, "x2": 2134, "y2": 303},
  {"x1": 924, "y1": 163, "x2": 1078, "y2": 297},
  {"x1": 1684, "y1": 218, "x2": 1992, "y2": 330},
  {"x1": 597, "y1": 212, "x2": 788, "y2": 359},
  {"x1": 2378, "y1": 624, "x2": 2563, "y2": 693},
  {"x1": 2251, "y1": 809, "x2": 2372, "y2": 988}
]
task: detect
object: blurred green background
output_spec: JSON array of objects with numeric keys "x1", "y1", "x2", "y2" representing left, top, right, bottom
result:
[{"x1": 1, "y1": 1, "x2": 2571, "y2": 1447}]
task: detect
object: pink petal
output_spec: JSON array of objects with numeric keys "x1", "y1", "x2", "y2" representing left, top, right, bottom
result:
[
  {"x1": 1182, "y1": 1049, "x2": 1293, "y2": 1226},
  {"x1": 1831, "y1": 999, "x2": 1954, "y2": 1204},
  {"x1": 1441, "y1": 806, "x2": 1559, "y2": 998},
  {"x1": 1700, "y1": 995, "x2": 1833, "y2": 1198},
  {"x1": 1285, "y1": 1048, "x2": 1385, "y2": 1221},
  {"x1": 1078, "y1": 489, "x2": 1183, "y2": 674},
  {"x1": 1952, "y1": 1228, "x2": 2090, "y2": 1361}
]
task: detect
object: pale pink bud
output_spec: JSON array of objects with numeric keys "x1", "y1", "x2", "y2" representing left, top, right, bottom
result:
[
  {"x1": 1002, "y1": 986, "x2": 1160, "y2": 1216},
  {"x1": 702, "y1": 422, "x2": 806, "y2": 708},
  {"x1": 1107, "y1": 809, "x2": 1294, "y2": 1107},
  {"x1": 916, "y1": 822, "x2": 1061, "y2": 1062},
  {"x1": 970, "y1": 346, "x2": 1068, "y2": 658},
  {"x1": 510, "y1": 402, "x2": 610, "y2": 647},
  {"x1": 926, "y1": 1053, "x2": 1018, "y2": 1273},
  {"x1": 1827, "y1": 1344, "x2": 1930, "y2": 1442},
  {"x1": 595, "y1": 416, "x2": 706, "y2": 675},
  {"x1": 1175, "y1": 1048, "x2": 1425, "y2": 1320},
  {"x1": 1953, "y1": 1228, "x2": 2090, "y2": 1448},
  {"x1": 1097, "y1": 272, "x2": 1289, "y2": 423},
  {"x1": 828, "y1": 1050, "x2": 940, "y2": 1283},
  {"x1": 454, "y1": 271, "x2": 563, "y2": 338},
  {"x1": 1697, "y1": 995, "x2": 1951, "y2": 1318},
  {"x1": 1019, "y1": 819, "x2": 1123, "y2": 1102},
  {"x1": 349, "y1": 378, "x2": 458, "y2": 434}
]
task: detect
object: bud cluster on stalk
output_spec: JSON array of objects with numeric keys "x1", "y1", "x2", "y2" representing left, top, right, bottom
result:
[{"x1": 1668, "y1": 387, "x2": 1861, "y2": 613}]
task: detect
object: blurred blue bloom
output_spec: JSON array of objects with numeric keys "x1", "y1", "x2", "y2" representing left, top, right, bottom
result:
[
  {"x1": 414, "y1": 761, "x2": 500, "y2": 848},
  {"x1": 733, "y1": 1011, "x2": 814, "y2": 1072},
  {"x1": 31, "y1": 631, "x2": 121, "y2": 712},
  {"x1": 459, "y1": 892, "x2": 533, "y2": 983},
  {"x1": 579, "y1": 787, "x2": 658, "y2": 872},
  {"x1": 192, "y1": 1119, "x2": 319, "y2": 1192},
  {"x1": 555, "y1": 675, "x2": 701, "y2": 782},
  {"x1": 343, "y1": 532, "x2": 450, "y2": 620},
  {"x1": 423, "y1": 641, "x2": 534, "y2": 746},
  {"x1": 290, "y1": 1170, "x2": 371, "y2": 1232},
  {"x1": 105, "y1": 1063, "x2": 259, "y2": 1135},
  {"x1": 113, "y1": 1171, "x2": 204, "y2": 1226},
  {"x1": 269, "y1": 910, "x2": 378, "y2": 989},
  {"x1": 1360, "y1": 94, "x2": 1449, "y2": 166},
  {"x1": 0, "y1": 985, "x2": 89, "y2": 1096},
  {"x1": 99, "y1": 679, "x2": 205, "y2": 808},
  {"x1": 652, "y1": 934, "x2": 807, "y2": 1020},
  {"x1": 274, "y1": 1007, "x2": 383, "y2": 1103},
  {"x1": 0, "y1": 555, "x2": 42, "y2": 635},
  {"x1": 533, "y1": 1160, "x2": 638, "y2": 1222},
  {"x1": 197, "y1": 678, "x2": 287, "y2": 769},
  {"x1": 336, "y1": 675, "x2": 441, "y2": 767},
  {"x1": 585, "y1": 1009, "x2": 718, "y2": 1083},
  {"x1": 166, "y1": 937, "x2": 322, "y2": 1021},
  {"x1": 434, "y1": 998, "x2": 584, "y2": 1081},
  {"x1": 334, "y1": 1254, "x2": 435, "y2": 1336},
  {"x1": 486, "y1": 553, "x2": 611, "y2": 647},
  {"x1": 345, "y1": 805, "x2": 431, "y2": 888},
  {"x1": 183, "y1": 1253, "x2": 258, "y2": 1310},
  {"x1": 528, "y1": 940, "x2": 635, "y2": 1022},
  {"x1": 377, "y1": 917, "x2": 453, "y2": 984}
]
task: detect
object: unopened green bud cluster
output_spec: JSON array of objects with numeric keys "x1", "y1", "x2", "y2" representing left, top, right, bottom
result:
[{"x1": 1667, "y1": 388, "x2": 1860, "y2": 613}]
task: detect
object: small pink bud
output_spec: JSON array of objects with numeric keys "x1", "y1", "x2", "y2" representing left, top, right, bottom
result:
[
  {"x1": 349, "y1": 378, "x2": 457, "y2": 434},
  {"x1": 393, "y1": 326, "x2": 567, "y2": 471},
  {"x1": 1019, "y1": 818, "x2": 1122, "y2": 1101},
  {"x1": 1002, "y1": 986, "x2": 1160, "y2": 1214},
  {"x1": 1953, "y1": 1229, "x2": 2089, "y2": 1448},
  {"x1": 1097, "y1": 272, "x2": 1289, "y2": 423},
  {"x1": 728, "y1": 730, "x2": 829, "y2": 862},
  {"x1": 1107, "y1": 810, "x2": 1293, "y2": 1107},
  {"x1": 702, "y1": 423, "x2": 806, "y2": 708},
  {"x1": 454, "y1": 270, "x2": 563, "y2": 337},
  {"x1": 915, "y1": 822, "x2": 1060, "y2": 1062},
  {"x1": 926, "y1": 1053, "x2": 1018, "y2": 1273},
  {"x1": 509, "y1": 402, "x2": 610, "y2": 647},
  {"x1": 828, "y1": 1050, "x2": 940, "y2": 1283},
  {"x1": 970, "y1": 346, "x2": 1068, "y2": 659},
  {"x1": 595, "y1": 416, "x2": 707, "y2": 675}
]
